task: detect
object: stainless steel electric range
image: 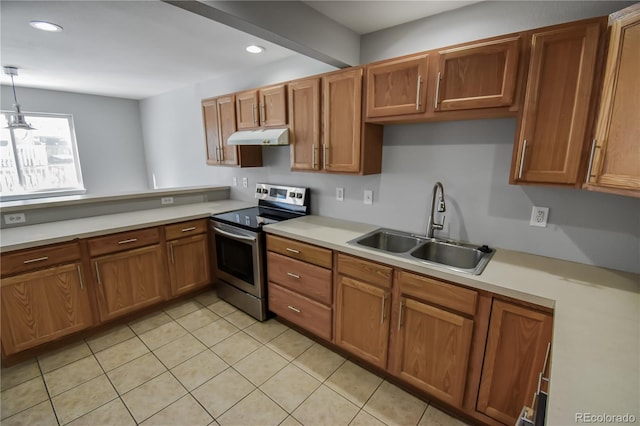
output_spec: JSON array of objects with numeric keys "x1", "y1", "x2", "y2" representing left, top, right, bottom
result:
[{"x1": 209, "y1": 183, "x2": 310, "y2": 321}]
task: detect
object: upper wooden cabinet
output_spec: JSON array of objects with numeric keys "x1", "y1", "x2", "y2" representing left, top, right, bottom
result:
[
  {"x1": 202, "y1": 95, "x2": 262, "y2": 167},
  {"x1": 511, "y1": 19, "x2": 603, "y2": 185},
  {"x1": 586, "y1": 4, "x2": 640, "y2": 197},
  {"x1": 435, "y1": 37, "x2": 520, "y2": 111},
  {"x1": 477, "y1": 299, "x2": 552, "y2": 425},
  {"x1": 236, "y1": 84, "x2": 287, "y2": 129},
  {"x1": 288, "y1": 77, "x2": 321, "y2": 171},
  {"x1": 366, "y1": 53, "x2": 430, "y2": 118}
]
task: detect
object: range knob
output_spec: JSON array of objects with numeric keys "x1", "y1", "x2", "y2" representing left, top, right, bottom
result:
[
  {"x1": 296, "y1": 193, "x2": 303, "y2": 199},
  {"x1": 289, "y1": 192, "x2": 295, "y2": 198}
]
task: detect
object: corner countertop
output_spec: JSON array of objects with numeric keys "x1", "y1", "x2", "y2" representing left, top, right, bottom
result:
[
  {"x1": 0, "y1": 200, "x2": 253, "y2": 253},
  {"x1": 263, "y1": 215, "x2": 640, "y2": 426}
]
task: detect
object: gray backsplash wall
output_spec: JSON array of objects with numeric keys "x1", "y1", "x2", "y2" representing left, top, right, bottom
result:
[
  {"x1": 139, "y1": 2, "x2": 640, "y2": 274},
  {"x1": 1, "y1": 85, "x2": 149, "y2": 195}
]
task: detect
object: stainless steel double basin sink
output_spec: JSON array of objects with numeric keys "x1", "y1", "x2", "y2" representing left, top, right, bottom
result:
[{"x1": 347, "y1": 228, "x2": 494, "y2": 275}]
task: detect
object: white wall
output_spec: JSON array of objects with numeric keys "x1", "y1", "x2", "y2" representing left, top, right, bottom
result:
[
  {"x1": 1, "y1": 85, "x2": 148, "y2": 195},
  {"x1": 139, "y1": 2, "x2": 640, "y2": 274}
]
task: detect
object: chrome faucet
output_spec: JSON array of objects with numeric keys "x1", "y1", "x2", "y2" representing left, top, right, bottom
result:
[{"x1": 426, "y1": 182, "x2": 446, "y2": 238}]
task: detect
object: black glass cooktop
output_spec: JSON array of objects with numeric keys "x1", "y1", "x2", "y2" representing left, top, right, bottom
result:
[{"x1": 211, "y1": 206, "x2": 303, "y2": 231}]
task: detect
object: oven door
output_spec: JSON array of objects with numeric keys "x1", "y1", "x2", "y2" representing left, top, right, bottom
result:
[{"x1": 210, "y1": 220, "x2": 265, "y2": 298}]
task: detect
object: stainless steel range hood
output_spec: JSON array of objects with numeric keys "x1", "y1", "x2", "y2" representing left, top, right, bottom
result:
[{"x1": 227, "y1": 128, "x2": 289, "y2": 146}]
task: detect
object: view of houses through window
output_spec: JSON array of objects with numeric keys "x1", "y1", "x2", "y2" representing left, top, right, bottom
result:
[{"x1": 0, "y1": 111, "x2": 85, "y2": 199}]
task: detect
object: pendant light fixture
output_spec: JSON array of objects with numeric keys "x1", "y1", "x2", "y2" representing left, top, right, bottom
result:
[{"x1": 3, "y1": 66, "x2": 35, "y2": 131}]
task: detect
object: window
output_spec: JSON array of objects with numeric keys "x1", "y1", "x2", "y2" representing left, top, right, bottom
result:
[{"x1": 0, "y1": 111, "x2": 85, "y2": 200}]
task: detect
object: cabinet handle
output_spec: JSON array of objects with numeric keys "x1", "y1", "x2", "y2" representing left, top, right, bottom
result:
[
  {"x1": 380, "y1": 294, "x2": 386, "y2": 324},
  {"x1": 76, "y1": 264, "x2": 84, "y2": 289},
  {"x1": 252, "y1": 104, "x2": 257, "y2": 125},
  {"x1": 260, "y1": 103, "x2": 266, "y2": 124},
  {"x1": 219, "y1": 145, "x2": 224, "y2": 162},
  {"x1": 434, "y1": 71, "x2": 441, "y2": 110},
  {"x1": 169, "y1": 243, "x2": 175, "y2": 264},
  {"x1": 215, "y1": 146, "x2": 220, "y2": 162},
  {"x1": 287, "y1": 305, "x2": 301, "y2": 313},
  {"x1": 397, "y1": 299, "x2": 405, "y2": 331},
  {"x1": 415, "y1": 75, "x2": 422, "y2": 110},
  {"x1": 181, "y1": 227, "x2": 197, "y2": 233},
  {"x1": 323, "y1": 144, "x2": 329, "y2": 169},
  {"x1": 586, "y1": 138, "x2": 599, "y2": 183},
  {"x1": 23, "y1": 256, "x2": 48, "y2": 264},
  {"x1": 118, "y1": 238, "x2": 137, "y2": 245},
  {"x1": 94, "y1": 261, "x2": 102, "y2": 286},
  {"x1": 518, "y1": 139, "x2": 528, "y2": 179},
  {"x1": 287, "y1": 272, "x2": 300, "y2": 279},
  {"x1": 286, "y1": 247, "x2": 300, "y2": 254},
  {"x1": 311, "y1": 144, "x2": 317, "y2": 169}
]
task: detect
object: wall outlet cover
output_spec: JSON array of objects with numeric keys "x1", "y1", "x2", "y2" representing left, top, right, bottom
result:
[
  {"x1": 232, "y1": 177, "x2": 238, "y2": 187},
  {"x1": 336, "y1": 187, "x2": 344, "y2": 201},
  {"x1": 364, "y1": 190, "x2": 373, "y2": 205},
  {"x1": 161, "y1": 197, "x2": 174, "y2": 205},
  {"x1": 4, "y1": 213, "x2": 26, "y2": 224},
  {"x1": 530, "y1": 206, "x2": 549, "y2": 227},
  {"x1": 242, "y1": 177, "x2": 248, "y2": 188}
]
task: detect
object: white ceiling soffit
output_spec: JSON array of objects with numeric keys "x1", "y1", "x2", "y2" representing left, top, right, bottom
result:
[
  {"x1": 304, "y1": 1, "x2": 483, "y2": 35},
  {"x1": 0, "y1": 0, "x2": 296, "y2": 99}
]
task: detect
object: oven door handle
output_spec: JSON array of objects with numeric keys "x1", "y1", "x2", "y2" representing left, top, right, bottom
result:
[{"x1": 212, "y1": 226, "x2": 257, "y2": 242}]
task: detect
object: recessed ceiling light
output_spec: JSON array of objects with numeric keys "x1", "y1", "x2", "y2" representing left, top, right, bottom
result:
[
  {"x1": 246, "y1": 45, "x2": 265, "y2": 54},
  {"x1": 29, "y1": 21, "x2": 63, "y2": 32}
]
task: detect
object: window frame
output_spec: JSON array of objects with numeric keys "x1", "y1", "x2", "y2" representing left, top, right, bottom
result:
[{"x1": 0, "y1": 110, "x2": 86, "y2": 201}]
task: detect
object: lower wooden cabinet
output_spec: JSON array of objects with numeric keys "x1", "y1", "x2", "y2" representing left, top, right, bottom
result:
[
  {"x1": 1, "y1": 262, "x2": 93, "y2": 355},
  {"x1": 392, "y1": 297, "x2": 473, "y2": 407},
  {"x1": 166, "y1": 219, "x2": 211, "y2": 296},
  {"x1": 477, "y1": 299, "x2": 553, "y2": 425},
  {"x1": 92, "y1": 245, "x2": 165, "y2": 322}
]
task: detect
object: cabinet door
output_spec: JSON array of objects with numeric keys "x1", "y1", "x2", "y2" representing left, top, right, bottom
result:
[
  {"x1": 93, "y1": 245, "x2": 165, "y2": 322},
  {"x1": 288, "y1": 78, "x2": 321, "y2": 171},
  {"x1": 392, "y1": 297, "x2": 473, "y2": 408},
  {"x1": 217, "y1": 95, "x2": 240, "y2": 166},
  {"x1": 477, "y1": 300, "x2": 553, "y2": 425},
  {"x1": 168, "y1": 234, "x2": 210, "y2": 296},
  {"x1": 260, "y1": 84, "x2": 287, "y2": 127},
  {"x1": 323, "y1": 68, "x2": 363, "y2": 173},
  {"x1": 1, "y1": 263, "x2": 93, "y2": 355},
  {"x1": 366, "y1": 54, "x2": 429, "y2": 118},
  {"x1": 436, "y1": 37, "x2": 519, "y2": 111},
  {"x1": 236, "y1": 90, "x2": 259, "y2": 129},
  {"x1": 513, "y1": 22, "x2": 600, "y2": 184},
  {"x1": 588, "y1": 5, "x2": 640, "y2": 195},
  {"x1": 202, "y1": 99, "x2": 221, "y2": 165},
  {"x1": 335, "y1": 275, "x2": 390, "y2": 368}
]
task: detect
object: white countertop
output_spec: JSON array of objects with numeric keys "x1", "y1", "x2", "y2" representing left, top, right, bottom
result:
[
  {"x1": 263, "y1": 215, "x2": 640, "y2": 425},
  {"x1": 0, "y1": 200, "x2": 253, "y2": 252}
]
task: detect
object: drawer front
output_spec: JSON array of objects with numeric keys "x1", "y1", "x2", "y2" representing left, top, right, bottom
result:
[
  {"x1": 337, "y1": 254, "x2": 392, "y2": 289},
  {"x1": 268, "y1": 283, "x2": 332, "y2": 341},
  {"x1": 88, "y1": 227, "x2": 160, "y2": 257},
  {"x1": 397, "y1": 271, "x2": 477, "y2": 316},
  {"x1": 165, "y1": 219, "x2": 208, "y2": 241},
  {"x1": 267, "y1": 235, "x2": 332, "y2": 268},
  {"x1": 1, "y1": 242, "x2": 82, "y2": 277},
  {"x1": 267, "y1": 252, "x2": 332, "y2": 305}
]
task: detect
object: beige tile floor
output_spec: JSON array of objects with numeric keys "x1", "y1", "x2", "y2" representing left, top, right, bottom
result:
[{"x1": 0, "y1": 290, "x2": 470, "y2": 426}]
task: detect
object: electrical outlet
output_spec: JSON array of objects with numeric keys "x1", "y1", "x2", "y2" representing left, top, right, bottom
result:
[
  {"x1": 161, "y1": 197, "x2": 174, "y2": 205},
  {"x1": 232, "y1": 177, "x2": 238, "y2": 187},
  {"x1": 364, "y1": 190, "x2": 373, "y2": 205},
  {"x1": 242, "y1": 177, "x2": 248, "y2": 188},
  {"x1": 336, "y1": 187, "x2": 344, "y2": 201},
  {"x1": 4, "y1": 213, "x2": 26, "y2": 225},
  {"x1": 530, "y1": 206, "x2": 549, "y2": 227}
]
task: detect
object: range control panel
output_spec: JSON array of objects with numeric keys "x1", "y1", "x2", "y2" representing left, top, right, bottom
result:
[{"x1": 255, "y1": 183, "x2": 309, "y2": 207}]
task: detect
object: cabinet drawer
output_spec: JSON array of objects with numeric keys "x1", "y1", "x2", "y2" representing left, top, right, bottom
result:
[
  {"x1": 266, "y1": 235, "x2": 332, "y2": 268},
  {"x1": 268, "y1": 283, "x2": 332, "y2": 341},
  {"x1": 397, "y1": 271, "x2": 477, "y2": 316},
  {"x1": 1, "y1": 242, "x2": 82, "y2": 277},
  {"x1": 165, "y1": 219, "x2": 208, "y2": 241},
  {"x1": 88, "y1": 227, "x2": 160, "y2": 257},
  {"x1": 337, "y1": 254, "x2": 392, "y2": 289},
  {"x1": 267, "y1": 252, "x2": 332, "y2": 305}
]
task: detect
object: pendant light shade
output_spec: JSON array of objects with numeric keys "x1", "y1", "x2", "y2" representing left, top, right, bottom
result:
[{"x1": 3, "y1": 66, "x2": 36, "y2": 131}]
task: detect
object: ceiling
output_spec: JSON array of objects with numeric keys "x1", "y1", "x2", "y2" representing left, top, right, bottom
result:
[{"x1": 1, "y1": 1, "x2": 478, "y2": 100}]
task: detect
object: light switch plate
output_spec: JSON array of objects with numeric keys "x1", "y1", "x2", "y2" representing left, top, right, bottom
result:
[
  {"x1": 336, "y1": 187, "x2": 344, "y2": 201},
  {"x1": 530, "y1": 206, "x2": 549, "y2": 227},
  {"x1": 232, "y1": 177, "x2": 238, "y2": 187},
  {"x1": 364, "y1": 190, "x2": 373, "y2": 205}
]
